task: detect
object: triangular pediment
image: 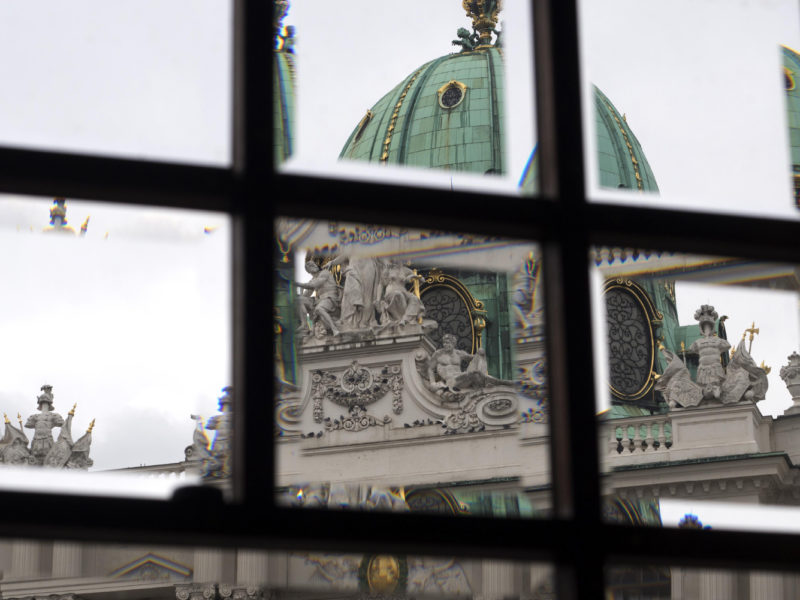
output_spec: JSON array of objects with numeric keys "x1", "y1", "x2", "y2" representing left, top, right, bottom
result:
[{"x1": 109, "y1": 553, "x2": 192, "y2": 581}]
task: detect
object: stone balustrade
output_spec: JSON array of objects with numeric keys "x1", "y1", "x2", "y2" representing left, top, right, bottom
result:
[{"x1": 607, "y1": 415, "x2": 672, "y2": 454}]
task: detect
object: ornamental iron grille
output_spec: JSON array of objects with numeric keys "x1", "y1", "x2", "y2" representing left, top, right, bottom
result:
[
  {"x1": 603, "y1": 278, "x2": 662, "y2": 404},
  {"x1": 419, "y1": 269, "x2": 487, "y2": 354},
  {"x1": 405, "y1": 488, "x2": 468, "y2": 515}
]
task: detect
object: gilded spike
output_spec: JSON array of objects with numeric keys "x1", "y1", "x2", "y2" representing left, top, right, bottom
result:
[
  {"x1": 87, "y1": 419, "x2": 95, "y2": 433},
  {"x1": 3, "y1": 413, "x2": 9, "y2": 424},
  {"x1": 69, "y1": 403, "x2": 77, "y2": 416}
]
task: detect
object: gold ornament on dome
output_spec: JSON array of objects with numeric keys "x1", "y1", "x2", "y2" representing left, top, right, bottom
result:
[
  {"x1": 462, "y1": 0, "x2": 503, "y2": 47},
  {"x1": 367, "y1": 555, "x2": 401, "y2": 594}
]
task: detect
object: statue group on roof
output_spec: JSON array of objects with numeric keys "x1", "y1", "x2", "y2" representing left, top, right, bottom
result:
[
  {"x1": 295, "y1": 255, "x2": 436, "y2": 343},
  {"x1": 656, "y1": 305, "x2": 769, "y2": 409},
  {"x1": 0, "y1": 385, "x2": 94, "y2": 469}
]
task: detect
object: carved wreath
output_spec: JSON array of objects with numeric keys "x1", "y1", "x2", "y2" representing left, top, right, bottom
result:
[{"x1": 311, "y1": 361, "x2": 404, "y2": 423}]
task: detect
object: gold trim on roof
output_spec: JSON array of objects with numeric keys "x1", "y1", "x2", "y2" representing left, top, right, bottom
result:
[
  {"x1": 785, "y1": 67, "x2": 796, "y2": 91},
  {"x1": 603, "y1": 100, "x2": 644, "y2": 191},
  {"x1": 380, "y1": 70, "x2": 421, "y2": 163}
]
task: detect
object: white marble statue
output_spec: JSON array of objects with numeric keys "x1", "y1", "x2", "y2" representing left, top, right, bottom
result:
[{"x1": 427, "y1": 334, "x2": 488, "y2": 391}]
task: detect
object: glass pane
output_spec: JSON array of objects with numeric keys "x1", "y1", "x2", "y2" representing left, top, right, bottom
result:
[
  {"x1": 275, "y1": 1, "x2": 538, "y2": 197},
  {"x1": 0, "y1": 195, "x2": 231, "y2": 496},
  {"x1": 0, "y1": 537, "x2": 553, "y2": 600},
  {"x1": 0, "y1": 1, "x2": 231, "y2": 165},
  {"x1": 580, "y1": 0, "x2": 800, "y2": 219},
  {"x1": 275, "y1": 218, "x2": 549, "y2": 517},
  {"x1": 592, "y1": 247, "x2": 800, "y2": 530},
  {"x1": 607, "y1": 564, "x2": 800, "y2": 599}
]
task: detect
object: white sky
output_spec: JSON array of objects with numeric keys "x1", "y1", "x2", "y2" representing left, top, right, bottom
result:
[
  {"x1": 581, "y1": 0, "x2": 800, "y2": 219},
  {"x1": 0, "y1": 0, "x2": 231, "y2": 165}
]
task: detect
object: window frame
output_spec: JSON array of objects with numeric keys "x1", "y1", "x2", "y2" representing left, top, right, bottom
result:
[{"x1": 0, "y1": 1, "x2": 798, "y2": 599}]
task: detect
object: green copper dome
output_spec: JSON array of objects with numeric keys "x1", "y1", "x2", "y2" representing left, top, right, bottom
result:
[
  {"x1": 520, "y1": 86, "x2": 659, "y2": 194},
  {"x1": 340, "y1": 47, "x2": 505, "y2": 174},
  {"x1": 273, "y1": 1, "x2": 296, "y2": 163},
  {"x1": 783, "y1": 45, "x2": 800, "y2": 207}
]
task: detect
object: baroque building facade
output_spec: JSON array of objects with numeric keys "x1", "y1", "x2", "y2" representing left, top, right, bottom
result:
[{"x1": 4, "y1": 4, "x2": 800, "y2": 600}]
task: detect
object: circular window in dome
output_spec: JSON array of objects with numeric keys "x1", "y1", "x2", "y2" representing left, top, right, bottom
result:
[
  {"x1": 785, "y1": 67, "x2": 796, "y2": 91},
  {"x1": 437, "y1": 80, "x2": 468, "y2": 109}
]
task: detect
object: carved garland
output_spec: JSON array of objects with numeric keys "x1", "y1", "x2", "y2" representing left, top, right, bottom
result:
[{"x1": 309, "y1": 362, "x2": 404, "y2": 425}]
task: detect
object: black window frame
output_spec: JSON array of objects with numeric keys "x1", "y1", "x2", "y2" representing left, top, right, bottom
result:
[{"x1": 1, "y1": 1, "x2": 800, "y2": 599}]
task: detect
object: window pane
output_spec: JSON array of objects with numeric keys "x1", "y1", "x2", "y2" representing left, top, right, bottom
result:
[
  {"x1": 592, "y1": 247, "x2": 800, "y2": 530},
  {"x1": 0, "y1": 195, "x2": 231, "y2": 496},
  {"x1": 275, "y1": 218, "x2": 549, "y2": 517},
  {"x1": 274, "y1": 1, "x2": 538, "y2": 197},
  {"x1": 607, "y1": 564, "x2": 800, "y2": 599},
  {"x1": 580, "y1": 0, "x2": 800, "y2": 219},
  {"x1": 0, "y1": 1, "x2": 231, "y2": 165},
  {"x1": 0, "y1": 537, "x2": 553, "y2": 600}
]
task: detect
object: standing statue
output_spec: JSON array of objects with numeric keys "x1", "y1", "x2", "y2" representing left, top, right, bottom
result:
[
  {"x1": 296, "y1": 261, "x2": 341, "y2": 337},
  {"x1": 655, "y1": 306, "x2": 768, "y2": 410},
  {"x1": 24, "y1": 385, "x2": 64, "y2": 465},
  {"x1": 427, "y1": 334, "x2": 488, "y2": 391},
  {"x1": 688, "y1": 305, "x2": 730, "y2": 401},
  {"x1": 511, "y1": 254, "x2": 542, "y2": 330},
  {"x1": 327, "y1": 255, "x2": 383, "y2": 332},
  {"x1": 379, "y1": 262, "x2": 425, "y2": 327},
  {"x1": 204, "y1": 386, "x2": 233, "y2": 479}
]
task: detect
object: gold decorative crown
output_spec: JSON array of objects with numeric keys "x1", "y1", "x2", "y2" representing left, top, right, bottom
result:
[{"x1": 462, "y1": 0, "x2": 503, "y2": 47}]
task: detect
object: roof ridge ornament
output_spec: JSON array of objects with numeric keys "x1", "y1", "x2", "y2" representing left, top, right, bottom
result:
[{"x1": 461, "y1": 0, "x2": 503, "y2": 49}]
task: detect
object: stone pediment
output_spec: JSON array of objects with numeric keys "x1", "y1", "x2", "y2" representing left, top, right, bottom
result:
[{"x1": 109, "y1": 553, "x2": 192, "y2": 581}]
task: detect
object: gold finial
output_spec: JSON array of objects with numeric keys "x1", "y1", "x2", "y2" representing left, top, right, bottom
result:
[
  {"x1": 3, "y1": 413, "x2": 9, "y2": 425},
  {"x1": 760, "y1": 361, "x2": 772, "y2": 375},
  {"x1": 657, "y1": 340, "x2": 665, "y2": 351},
  {"x1": 462, "y1": 0, "x2": 503, "y2": 48},
  {"x1": 730, "y1": 346, "x2": 736, "y2": 358},
  {"x1": 680, "y1": 341, "x2": 685, "y2": 353},
  {"x1": 744, "y1": 322, "x2": 760, "y2": 353},
  {"x1": 87, "y1": 419, "x2": 95, "y2": 433},
  {"x1": 69, "y1": 403, "x2": 77, "y2": 416}
]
